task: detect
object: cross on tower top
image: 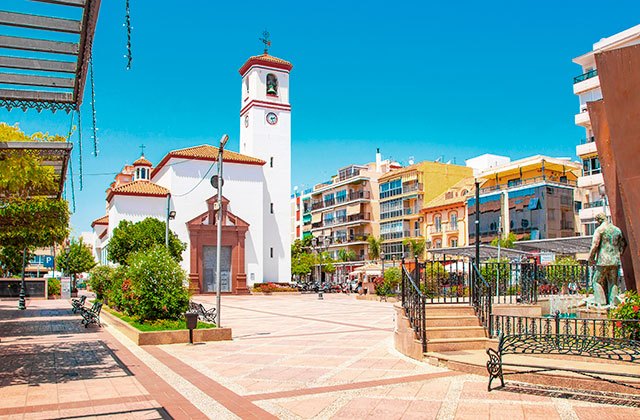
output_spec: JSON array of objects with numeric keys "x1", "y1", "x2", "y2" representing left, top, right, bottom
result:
[
  {"x1": 259, "y1": 30, "x2": 271, "y2": 54},
  {"x1": 139, "y1": 144, "x2": 146, "y2": 156}
]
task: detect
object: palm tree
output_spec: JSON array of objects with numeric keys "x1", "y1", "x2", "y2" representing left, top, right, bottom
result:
[
  {"x1": 367, "y1": 235, "x2": 382, "y2": 261},
  {"x1": 337, "y1": 249, "x2": 357, "y2": 262},
  {"x1": 402, "y1": 237, "x2": 426, "y2": 261}
]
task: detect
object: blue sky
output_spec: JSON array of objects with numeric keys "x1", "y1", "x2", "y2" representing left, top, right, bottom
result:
[{"x1": 1, "y1": 0, "x2": 638, "y2": 235}]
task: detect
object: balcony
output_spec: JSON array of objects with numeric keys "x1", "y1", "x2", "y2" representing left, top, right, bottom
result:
[
  {"x1": 311, "y1": 190, "x2": 371, "y2": 211},
  {"x1": 380, "y1": 205, "x2": 423, "y2": 220},
  {"x1": 428, "y1": 226, "x2": 443, "y2": 235},
  {"x1": 314, "y1": 213, "x2": 372, "y2": 229},
  {"x1": 579, "y1": 201, "x2": 609, "y2": 221},
  {"x1": 576, "y1": 138, "x2": 597, "y2": 157},
  {"x1": 327, "y1": 234, "x2": 369, "y2": 247},
  {"x1": 479, "y1": 176, "x2": 576, "y2": 195},
  {"x1": 574, "y1": 69, "x2": 598, "y2": 84},
  {"x1": 577, "y1": 172, "x2": 603, "y2": 188},
  {"x1": 575, "y1": 111, "x2": 590, "y2": 127}
]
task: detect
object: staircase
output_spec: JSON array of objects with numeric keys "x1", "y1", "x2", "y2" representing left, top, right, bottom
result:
[{"x1": 424, "y1": 304, "x2": 490, "y2": 352}]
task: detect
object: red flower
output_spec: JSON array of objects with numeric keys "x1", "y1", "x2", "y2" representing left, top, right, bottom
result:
[
  {"x1": 615, "y1": 321, "x2": 623, "y2": 328},
  {"x1": 633, "y1": 305, "x2": 639, "y2": 313}
]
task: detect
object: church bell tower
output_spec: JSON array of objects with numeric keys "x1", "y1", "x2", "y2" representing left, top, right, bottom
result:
[{"x1": 239, "y1": 34, "x2": 292, "y2": 283}]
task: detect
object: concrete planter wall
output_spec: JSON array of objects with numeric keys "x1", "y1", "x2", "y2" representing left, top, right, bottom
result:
[{"x1": 102, "y1": 310, "x2": 232, "y2": 346}]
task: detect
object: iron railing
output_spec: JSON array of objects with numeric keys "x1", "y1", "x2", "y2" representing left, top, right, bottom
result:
[
  {"x1": 416, "y1": 259, "x2": 471, "y2": 304},
  {"x1": 401, "y1": 260, "x2": 427, "y2": 352},
  {"x1": 480, "y1": 262, "x2": 537, "y2": 304},
  {"x1": 471, "y1": 262, "x2": 492, "y2": 332},
  {"x1": 491, "y1": 313, "x2": 640, "y2": 341},
  {"x1": 573, "y1": 68, "x2": 598, "y2": 84},
  {"x1": 536, "y1": 262, "x2": 590, "y2": 295}
]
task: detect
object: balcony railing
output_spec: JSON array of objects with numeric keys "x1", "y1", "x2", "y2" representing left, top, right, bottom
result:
[
  {"x1": 320, "y1": 213, "x2": 372, "y2": 227},
  {"x1": 479, "y1": 176, "x2": 576, "y2": 194},
  {"x1": 311, "y1": 191, "x2": 371, "y2": 210},
  {"x1": 402, "y1": 183, "x2": 423, "y2": 194},
  {"x1": 584, "y1": 200, "x2": 605, "y2": 209},
  {"x1": 580, "y1": 136, "x2": 595, "y2": 144},
  {"x1": 573, "y1": 69, "x2": 598, "y2": 84},
  {"x1": 381, "y1": 229, "x2": 422, "y2": 240}
]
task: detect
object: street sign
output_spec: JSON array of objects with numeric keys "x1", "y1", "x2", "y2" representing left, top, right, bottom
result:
[
  {"x1": 210, "y1": 175, "x2": 224, "y2": 189},
  {"x1": 61, "y1": 277, "x2": 71, "y2": 299},
  {"x1": 43, "y1": 255, "x2": 54, "y2": 268},
  {"x1": 540, "y1": 252, "x2": 556, "y2": 265}
]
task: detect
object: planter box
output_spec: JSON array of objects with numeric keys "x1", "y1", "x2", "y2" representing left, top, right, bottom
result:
[{"x1": 101, "y1": 310, "x2": 232, "y2": 346}]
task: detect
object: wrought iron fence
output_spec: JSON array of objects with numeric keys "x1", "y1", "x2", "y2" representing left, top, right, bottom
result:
[
  {"x1": 536, "y1": 262, "x2": 590, "y2": 295},
  {"x1": 417, "y1": 259, "x2": 470, "y2": 304},
  {"x1": 471, "y1": 262, "x2": 492, "y2": 332},
  {"x1": 479, "y1": 262, "x2": 537, "y2": 304},
  {"x1": 401, "y1": 261, "x2": 426, "y2": 353},
  {"x1": 491, "y1": 313, "x2": 640, "y2": 341}
]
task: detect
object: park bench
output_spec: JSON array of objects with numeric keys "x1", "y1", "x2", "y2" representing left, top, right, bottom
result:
[
  {"x1": 80, "y1": 301, "x2": 103, "y2": 328},
  {"x1": 71, "y1": 295, "x2": 87, "y2": 313},
  {"x1": 486, "y1": 324, "x2": 640, "y2": 392},
  {"x1": 188, "y1": 301, "x2": 217, "y2": 324}
]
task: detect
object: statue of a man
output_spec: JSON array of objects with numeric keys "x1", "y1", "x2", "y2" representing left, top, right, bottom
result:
[{"x1": 588, "y1": 212, "x2": 627, "y2": 306}]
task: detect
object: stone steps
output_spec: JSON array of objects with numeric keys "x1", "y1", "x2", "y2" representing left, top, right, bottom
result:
[
  {"x1": 426, "y1": 326, "x2": 487, "y2": 339},
  {"x1": 426, "y1": 337, "x2": 492, "y2": 352},
  {"x1": 425, "y1": 315, "x2": 482, "y2": 328}
]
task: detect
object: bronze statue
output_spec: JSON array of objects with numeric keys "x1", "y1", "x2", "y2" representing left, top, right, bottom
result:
[{"x1": 588, "y1": 213, "x2": 627, "y2": 306}]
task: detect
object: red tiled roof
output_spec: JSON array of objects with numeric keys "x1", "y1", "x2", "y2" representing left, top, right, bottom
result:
[
  {"x1": 151, "y1": 144, "x2": 265, "y2": 178},
  {"x1": 133, "y1": 156, "x2": 152, "y2": 167},
  {"x1": 239, "y1": 53, "x2": 293, "y2": 76},
  {"x1": 107, "y1": 180, "x2": 169, "y2": 202},
  {"x1": 91, "y1": 214, "x2": 109, "y2": 228}
]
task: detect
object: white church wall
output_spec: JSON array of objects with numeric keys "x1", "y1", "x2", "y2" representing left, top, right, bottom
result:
[{"x1": 156, "y1": 158, "x2": 265, "y2": 285}]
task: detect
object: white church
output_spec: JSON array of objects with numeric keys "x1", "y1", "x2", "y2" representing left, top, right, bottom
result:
[{"x1": 91, "y1": 52, "x2": 292, "y2": 294}]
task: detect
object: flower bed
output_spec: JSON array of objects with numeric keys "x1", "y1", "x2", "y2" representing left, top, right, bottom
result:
[
  {"x1": 102, "y1": 306, "x2": 232, "y2": 345},
  {"x1": 251, "y1": 282, "x2": 298, "y2": 293}
]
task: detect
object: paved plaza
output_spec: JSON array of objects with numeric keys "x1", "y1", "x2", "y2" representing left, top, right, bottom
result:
[{"x1": 1, "y1": 294, "x2": 640, "y2": 419}]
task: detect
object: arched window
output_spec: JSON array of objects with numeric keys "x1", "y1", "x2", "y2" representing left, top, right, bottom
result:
[
  {"x1": 434, "y1": 215, "x2": 442, "y2": 232},
  {"x1": 245, "y1": 77, "x2": 249, "y2": 93},
  {"x1": 266, "y1": 73, "x2": 278, "y2": 96},
  {"x1": 450, "y1": 238, "x2": 458, "y2": 248},
  {"x1": 449, "y1": 212, "x2": 458, "y2": 230},
  {"x1": 435, "y1": 239, "x2": 442, "y2": 248}
]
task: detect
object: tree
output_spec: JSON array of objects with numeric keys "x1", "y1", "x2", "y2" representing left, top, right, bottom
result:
[
  {"x1": 0, "y1": 246, "x2": 34, "y2": 277},
  {"x1": 57, "y1": 238, "x2": 97, "y2": 293},
  {"x1": 337, "y1": 249, "x2": 357, "y2": 262},
  {"x1": 490, "y1": 232, "x2": 517, "y2": 249},
  {"x1": 292, "y1": 252, "x2": 314, "y2": 278},
  {"x1": 367, "y1": 235, "x2": 382, "y2": 261},
  {"x1": 402, "y1": 237, "x2": 426, "y2": 260},
  {"x1": 108, "y1": 218, "x2": 186, "y2": 265},
  {"x1": 318, "y1": 251, "x2": 336, "y2": 273}
]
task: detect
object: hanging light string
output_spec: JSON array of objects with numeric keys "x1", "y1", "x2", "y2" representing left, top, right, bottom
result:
[
  {"x1": 68, "y1": 151, "x2": 76, "y2": 213},
  {"x1": 125, "y1": 0, "x2": 132, "y2": 69},
  {"x1": 78, "y1": 110, "x2": 83, "y2": 191},
  {"x1": 90, "y1": 54, "x2": 99, "y2": 156}
]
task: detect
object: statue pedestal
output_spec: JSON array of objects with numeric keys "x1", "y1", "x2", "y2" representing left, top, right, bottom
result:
[{"x1": 576, "y1": 308, "x2": 609, "y2": 319}]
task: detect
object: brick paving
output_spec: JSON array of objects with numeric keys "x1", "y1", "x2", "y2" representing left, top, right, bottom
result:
[{"x1": 2, "y1": 294, "x2": 640, "y2": 419}]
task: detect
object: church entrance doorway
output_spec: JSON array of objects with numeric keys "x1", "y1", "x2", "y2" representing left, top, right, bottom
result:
[{"x1": 203, "y1": 246, "x2": 232, "y2": 292}]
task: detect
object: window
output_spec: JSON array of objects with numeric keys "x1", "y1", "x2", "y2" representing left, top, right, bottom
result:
[
  {"x1": 449, "y1": 212, "x2": 458, "y2": 230},
  {"x1": 336, "y1": 190, "x2": 347, "y2": 204},
  {"x1": 380, "y1": 198, "x2": 403, "y2": 219},
  {"x1": 270, "y1": 203, "x2": 274, "y2": 214},
  {"x1": 582, "y1": 156, "x2": 601, "y2": 176},
  {"x1": 450, "y1": 238, "x2": 458, "y2": 248},
  {"x1": 270, "y1": 247, "x2": 274, "y2": 258},
  {"x1": 266, "y1": 73, "x2": 278, "y2": 96},
  {"x1": 380, "y1": 179, "x2": 402, "y2": 198},
  {"x1": 434, "y1": 239, "x2": 442, "y2": 248},
  {"x1": 507, "y1": 178, "x2": 522, "y2": 188},
  {"x1": 434, "y1": 215, "x2": 442, "y2": 232},
  {"x1": 270, "y1": 157, "x2": 273, "y2": 167},
  {"x1": 244, "y1": 77, "x2": 249, "y2": 93}
]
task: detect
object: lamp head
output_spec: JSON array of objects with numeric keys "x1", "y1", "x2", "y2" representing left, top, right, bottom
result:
[
  {"x1": 168, "y1": 210, "x2": 177, "y2": 220},
  {"x1": 219, "y1": 134, "x2": 229, "y2": 149}
]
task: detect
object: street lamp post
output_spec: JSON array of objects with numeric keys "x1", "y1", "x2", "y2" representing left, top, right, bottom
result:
[
  {"x1": 215, "y1": 134, "x2": 229, "y2": 327},
  {"x1": 165, "y1": 193, "x2": 176, "y2": 249},
  {"x1": 18, "y1": 247, "x2": 27, "y2": 310}
]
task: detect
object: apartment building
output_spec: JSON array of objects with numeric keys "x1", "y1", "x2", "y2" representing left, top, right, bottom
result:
[
  {"x1": 572, "y1": 24, "x2": 640, "y2": 235},
  {"x1": 379, "y1": 161, "x2": 473, "y2": 260},
  {"x1": 468, "y1": 155, "x2": 581, "y2": 245},
  {"x1": 290, "y1": 188, "x2": 312, "y2": 243},
  {"x1": 422, "y1": 177, "x2": 477, "y2": 249},
  {"x1": 309, "y1": 150, "x2": 397, "y2": 264}
]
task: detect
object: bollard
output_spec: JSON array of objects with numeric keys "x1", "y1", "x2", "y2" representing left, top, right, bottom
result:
[{"x1": 185, "y1": 312, "x2": 198, "y2": 344}]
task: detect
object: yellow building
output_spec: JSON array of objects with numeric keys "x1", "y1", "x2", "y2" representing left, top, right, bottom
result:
[
  {"x1": 422, "y1": 177, "x2": 479, "y2": 250},
  {"x1": 470, "y1": 155, "x2": 581, "y2": 244},
  {"x1": 378, "y1": 161, "x2": 473, "y2": 259}
]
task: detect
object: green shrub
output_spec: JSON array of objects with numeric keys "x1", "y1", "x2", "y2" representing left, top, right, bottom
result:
[
  {"x1": 105, "y1": 266, "x2": 131, "y2": 314},
  {"x1": 89, "y1": 265, "x2": 115, "y2": 302},
  {"x1": 47, "y1": 278, "x2": 60, "y2": 297},
  {"x1": 126, "y1": 245, "x2": 189, "y2": 321},
  {"x1": 609, "y1": 291, "x2": 640, "y2": 339},
  {"x1": 384, "y1": 267, "x2": 401, "y2": 289}
]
